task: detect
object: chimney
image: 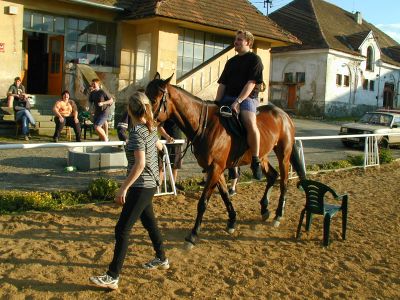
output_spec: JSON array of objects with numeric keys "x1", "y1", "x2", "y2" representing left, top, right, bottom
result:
[{"x1": 354, "y1": 11, "x2": 362, "y2": 25}]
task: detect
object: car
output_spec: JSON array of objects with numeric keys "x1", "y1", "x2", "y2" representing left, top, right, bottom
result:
[{"x1": 339, "y1": 110, "x2": 400, "y2": 148}]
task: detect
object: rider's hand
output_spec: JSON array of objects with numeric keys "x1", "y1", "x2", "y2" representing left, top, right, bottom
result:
[{"x1": 231, "y1": 100, "x2": 240, "y2": 114}]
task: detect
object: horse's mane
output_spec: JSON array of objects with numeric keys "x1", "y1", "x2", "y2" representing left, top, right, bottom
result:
[{"x1": 172, "y1": 85, "x2": 215, "y2": 104}]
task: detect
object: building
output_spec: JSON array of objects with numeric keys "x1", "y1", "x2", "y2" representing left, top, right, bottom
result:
[
  {"x1": 268, "y1": 0, "x2": 400, "y2": 117},
  {"x1": 0, "y1": 0, "x2": 299, "y2": 119}
]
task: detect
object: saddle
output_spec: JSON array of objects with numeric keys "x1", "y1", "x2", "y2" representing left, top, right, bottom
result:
[{"x1": 218, "y1": 105, "x2": 248, "y2": 161}]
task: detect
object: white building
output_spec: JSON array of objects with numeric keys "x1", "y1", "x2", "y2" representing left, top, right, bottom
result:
[{"x1": 269, "y1": 0, "x2": 400, "y2": 117}]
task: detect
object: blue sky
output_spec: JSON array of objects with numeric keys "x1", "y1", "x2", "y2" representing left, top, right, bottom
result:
[{"x1": 250, "y1": 0, "x2": 400, "y2": 43}]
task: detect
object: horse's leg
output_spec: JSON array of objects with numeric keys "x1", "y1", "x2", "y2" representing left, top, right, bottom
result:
[
  {"x1": 185, "y1": 166, "x2": 223, "y2": 248},
  {"x1": 260, "y1": 161, "x2": 279, "y2": 221},
  {"x1": 272, "y1": 143, "x2": 292, "y2": 227},
  {"x1": 216, "y1": 173, "x2": 237, "y2": 234}
]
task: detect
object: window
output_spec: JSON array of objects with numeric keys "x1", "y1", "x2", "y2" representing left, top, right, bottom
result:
[
  {"x1": 177, "y1": 28, "x2": 231, "y2": 78},
  {"x1": 369, "y1": 80, "x2": 375, "y2": 91},
  {"x1": 65, "y1": 18, "x2": 116, "y2": 66},
  {"x1": 344, "y1": 75, "x2": 350, "y2": 87},
  {"x1": 284, "y1": 73, "x2": 293, "y2": 83},
  {"x1": 23, "y1": 10, "x2": 116, "y2": 67},
  {"x1": 296, "y1": 72, "x2": 305, "y2": 83},
  {"x1": 24, "y1": 10, "x2": 65, "y2": 34},
  {"x1": 336, "y1": 74, "x2": 342, "y2": 86},
  {"x1": 363, "y1": 79, "x2": 369, "y2": 90},
  {"x1": 366, "y1": 46, "x2": 374, "y2": 71}
]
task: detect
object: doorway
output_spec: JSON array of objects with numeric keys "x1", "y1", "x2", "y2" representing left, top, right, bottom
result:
[
  {"x1": 26, "y1": 32, "x2": 48, "y2": 94},
  {"x1": 383, "y1": 83, "x2": 394, "y2": 109}
]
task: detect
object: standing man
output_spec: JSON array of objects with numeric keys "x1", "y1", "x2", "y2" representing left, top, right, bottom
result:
[
  {"x1": 215, "y1": 30, "x2": 264, "y2": 180},
  {"x1": 88, "y1": 78, "x2": 113, "y2": 141},
  {"x1": 7, "y1": 77, "x2": 29, "y2": 108}
]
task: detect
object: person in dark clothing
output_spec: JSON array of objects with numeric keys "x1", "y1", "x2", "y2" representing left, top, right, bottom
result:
[
  {"x1": 216, "y1": 30, "x2": 264, "y2": 180},
  {"x1": 158, "y1": 119, "x2": 183, "y2": 185},
  {"x1": 88, "y1": 78, "x2": 113, "y2": 141},
  {"x1": 117, "y1": 111, "x2": 130, "y2": 142},
  {"x1": 90, "y1": 92, "x2": 169, "y2": 290},
  {"x1": 52, "y1": 90, "x2": 81, "y2": 142}
]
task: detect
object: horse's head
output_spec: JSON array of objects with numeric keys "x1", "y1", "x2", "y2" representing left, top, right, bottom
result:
[{"x1": 145, "y1": 72, "x2": 174, "y2": 122}]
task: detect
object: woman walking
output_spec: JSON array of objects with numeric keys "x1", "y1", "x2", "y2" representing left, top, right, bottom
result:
[{"x1": 90, "y1": 92, "x2": 169, "y2": 290}]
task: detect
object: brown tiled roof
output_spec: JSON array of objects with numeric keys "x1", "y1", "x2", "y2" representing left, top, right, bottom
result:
[
  {"x1": 269, "y1": 0, "x2": 400, "y2": 66},
  {"x1": 118, "y1": 0, "x2": 300, "y2": 44}
]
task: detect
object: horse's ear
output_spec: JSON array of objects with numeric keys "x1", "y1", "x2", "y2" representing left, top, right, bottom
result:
[
  {"x1": 164, "y1": 73, "x2": 174, "y2": 84},
  {"x1": 154, "y1": 72, "x2": 161, "y2": 80}
]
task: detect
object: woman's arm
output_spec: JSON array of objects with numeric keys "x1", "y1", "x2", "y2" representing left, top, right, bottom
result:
[{"x1": 115, "y1": 150, "x2": 145, "y2": 205}]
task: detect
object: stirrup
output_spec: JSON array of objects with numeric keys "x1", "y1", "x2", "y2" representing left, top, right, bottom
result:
[{"x1": 219, "y1": 105, "x2": 233, "y2": 118}]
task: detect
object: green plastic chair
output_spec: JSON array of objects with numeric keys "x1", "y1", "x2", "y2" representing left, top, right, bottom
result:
[{"x1": 296, "y1": 179, "x2": 348, "y2": 246}]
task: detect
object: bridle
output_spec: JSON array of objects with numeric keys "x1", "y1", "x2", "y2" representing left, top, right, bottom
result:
[
  {"x1": 153, "y1": 87, "x2": 168, "y2": 121},
  {"x1": 151, "y1": 83, "x2": 208, "y2": 161}
]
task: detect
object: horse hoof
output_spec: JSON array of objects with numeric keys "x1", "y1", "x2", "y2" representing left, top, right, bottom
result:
[
  {"x1": 273, "y1": 220, "x2": 280, "y2": 227},
  {"x1": 261, "y1": 212, "x2": 270, "y2": 221},
  {"x1": 184, "y1": 241, "x2": 194, "y2": 250},
  {"x1": 227, "y1": 227, "x2": 235, "y2": 234}
]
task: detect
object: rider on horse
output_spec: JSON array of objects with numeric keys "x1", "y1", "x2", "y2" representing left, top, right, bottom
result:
[{"x1": 215, "y1": 30, "x2": 264, "y2": 180}]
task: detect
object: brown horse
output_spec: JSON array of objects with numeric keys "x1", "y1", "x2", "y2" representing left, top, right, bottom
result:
[{"x1": 146, "y1": 73, "x2": 306, "y2": 247}]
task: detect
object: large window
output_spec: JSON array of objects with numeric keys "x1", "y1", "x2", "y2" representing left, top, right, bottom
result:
[
  {"x1": 177, "y1": 28, "x2": 231, "y2": 78},
  {"x1": 23, "y1": 10, "x2": 116, "y2": 67},
  {"x1": 65, "y1": 19, "x2": 116, "y2": 66}
]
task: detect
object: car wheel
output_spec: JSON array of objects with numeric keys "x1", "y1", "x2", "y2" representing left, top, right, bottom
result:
[{"x1": 378, "y1": 137, "x2": 390, "y2": 149}]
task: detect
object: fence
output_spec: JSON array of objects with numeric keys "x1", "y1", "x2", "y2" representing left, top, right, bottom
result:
[{"x1": 292, "y1": 133, "x2": 400, "y2": 178}]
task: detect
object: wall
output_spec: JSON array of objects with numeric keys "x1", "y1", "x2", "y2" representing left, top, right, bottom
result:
[
  {"x1": 0, "y1": 1, "x2": 24, "y2": 98},
  {"x1": 254, "y1": 41, "x2": 271, "y2": 104},
  {"x1": 270, "y1": 50, "x2": 327, "y2": 116}
]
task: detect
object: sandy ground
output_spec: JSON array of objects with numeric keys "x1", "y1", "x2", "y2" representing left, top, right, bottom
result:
[{"x1": 0, "y1": 162, "x2": 399, "y2": 299}]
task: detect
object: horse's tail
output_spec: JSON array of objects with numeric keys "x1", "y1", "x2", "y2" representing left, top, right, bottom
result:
[{"x1": 290, "y1": 143, "x2": 306, "y2": 180}]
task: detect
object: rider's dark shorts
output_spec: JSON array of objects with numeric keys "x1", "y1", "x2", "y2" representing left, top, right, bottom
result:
[
  {"x1": 219, "y1": 95, "x2": 258, "y2": 113},
  {"x1": 159, "y1": 144, "x2": 183, "y2": 170}
]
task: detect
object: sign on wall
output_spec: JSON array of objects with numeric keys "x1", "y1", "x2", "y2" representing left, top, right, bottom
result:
[{"x1": 0, "y1": 43, "x2": 5, "y2": 52}]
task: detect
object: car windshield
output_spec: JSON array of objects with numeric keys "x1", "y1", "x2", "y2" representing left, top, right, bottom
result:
[{"x1": 358, "y1": 113, "x2": 392, "y2": 126}]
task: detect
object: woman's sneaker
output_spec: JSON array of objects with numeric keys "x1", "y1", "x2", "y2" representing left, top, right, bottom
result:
[
  {"x1": 143, "y1": 257, "x2": 170, "y2": 270},
  {"x1": 89, "y1": 274, "x2": 119, "y2": 290}
]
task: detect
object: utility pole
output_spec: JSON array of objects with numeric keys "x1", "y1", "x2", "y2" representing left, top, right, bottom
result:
[{"x1": 264, "y1": 0, "x2": 273, "y2": 15}]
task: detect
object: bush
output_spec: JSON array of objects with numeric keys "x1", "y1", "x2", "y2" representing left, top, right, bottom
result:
[
  {"x1": 379, "y1": 148, "x2": 394, "y2": 164},
  {"x1": 88, "y1": 177, "x2": 119, "y2": 201},
  {"x1": 0, "y1": 191, "x2": 58, "y2": 213}
]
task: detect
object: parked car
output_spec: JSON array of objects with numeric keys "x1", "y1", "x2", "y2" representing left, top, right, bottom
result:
[{"x1": 339, "y1": 110, "x2": 400, "y2": 148}]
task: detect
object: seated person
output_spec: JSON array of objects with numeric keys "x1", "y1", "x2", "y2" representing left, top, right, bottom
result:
[
  {"x1": 7, "y1": 77, "x2": 30, "y2": 108},
  {"x1": 13, "y1": 87, "x2": 36, "y2": 141},
  {"x1": 52, "y1": 90, "x2": 81, "y2": 142}
]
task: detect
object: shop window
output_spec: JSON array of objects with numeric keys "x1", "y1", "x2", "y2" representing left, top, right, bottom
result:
[
  {"x1": 343, "y1": 75, "x2": 350, "y2": 87},
  {"x1": 23, "y1": 10, "x2": 64, "y2": 34},
  {"x1": 177, "y1": 28, "x2": 231, "y2": 78},
  {"x1": 336, "y1": 74, "x2": 342, "y2": 86}
]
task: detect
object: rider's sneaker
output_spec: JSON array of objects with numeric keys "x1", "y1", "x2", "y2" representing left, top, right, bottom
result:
[
  {"x1": 228, "y1": 188, "x2": 237, "y2": 197},
  {"x1": 89, "y1": 274, "x2": 119, "y2": 290},
  {"x1": 251, "y1": 157, "x2": 263, "y2": 180},
  {"x1": 143, "y1": 257, "x2": 170, "y2": 270}
]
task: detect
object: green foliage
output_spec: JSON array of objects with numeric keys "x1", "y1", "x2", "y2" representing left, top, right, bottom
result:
[
  {"x1": 346, "y1": 155, "x2": 364, "y2": 166},
  {"x1": 379, "y1": 148, "x2": 394, "y2": 164},
  {"x1": 88, "y1": 177, "x2": 119, "y2": 201}
]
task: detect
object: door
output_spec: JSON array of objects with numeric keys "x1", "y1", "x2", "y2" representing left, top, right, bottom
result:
[
  {"x1": 287, "y1": 85, "x2": 297, "y2": 109},
  {"x1": 48, "y1": 35, "x2": 64, "y2": 95}
]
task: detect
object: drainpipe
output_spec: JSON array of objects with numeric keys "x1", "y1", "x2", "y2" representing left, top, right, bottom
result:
[
  {"x1": 375, "y1": 59, "x2": 382, "y2": 108},
  {"x1": 63, "y1": 0, "x2": 124, "y2": 11}
]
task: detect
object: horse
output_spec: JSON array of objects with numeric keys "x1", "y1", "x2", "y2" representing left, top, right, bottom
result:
[{"x1": 146, "y1": 73, "x2": 306, "y2": 248}]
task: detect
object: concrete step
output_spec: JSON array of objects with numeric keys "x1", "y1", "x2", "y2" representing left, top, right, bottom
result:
[{"x1": 2, "y1": 114, "x2": 54, "y2": 122}]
